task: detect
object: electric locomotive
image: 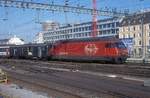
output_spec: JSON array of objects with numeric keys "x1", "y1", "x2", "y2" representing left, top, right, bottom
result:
[{"x1": 49, "y1": 37, "x2": 128, "y2": 63}]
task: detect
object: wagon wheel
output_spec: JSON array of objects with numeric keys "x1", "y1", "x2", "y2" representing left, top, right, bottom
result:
[{"x1": 114, "y1": 58, "x2": 123, "y2": 64}]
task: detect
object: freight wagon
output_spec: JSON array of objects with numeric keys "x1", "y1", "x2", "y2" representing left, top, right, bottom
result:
[
  {"x1": 0, "y1": 45, "x2": 12, "y2": 58},
  {"x1": 10, "y1": 43, "x2": 52, "y2": 59}
]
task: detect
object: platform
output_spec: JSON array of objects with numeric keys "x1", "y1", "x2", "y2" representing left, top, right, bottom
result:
[{"x1": 126, "y1": 58, "x2": 150, "y2": 63}]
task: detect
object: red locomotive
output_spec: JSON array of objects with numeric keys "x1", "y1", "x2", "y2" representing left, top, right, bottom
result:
[{"x1": 49, "y1": 37, "x2": 128, "y2": 63}]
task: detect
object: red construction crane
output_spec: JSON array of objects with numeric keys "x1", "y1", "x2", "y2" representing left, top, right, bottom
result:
[{"x1": 92, "y1": 0, "x2": 98, "y2": 37}]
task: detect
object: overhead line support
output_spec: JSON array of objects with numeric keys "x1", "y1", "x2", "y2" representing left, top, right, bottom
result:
[{"x1": 0, "y1": 0, "x2": 128, "y2": 17}]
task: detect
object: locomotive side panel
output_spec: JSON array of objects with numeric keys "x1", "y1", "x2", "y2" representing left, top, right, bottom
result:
[
  {"x1": 50, "y1": 38, "x2": 128, "y2": 63},
  {"x1": 65, "y1": 41, "x2": 107, "y2": 57},
  {"x1": 51, "y1": 40, "x2": 116, "y2": 61}
]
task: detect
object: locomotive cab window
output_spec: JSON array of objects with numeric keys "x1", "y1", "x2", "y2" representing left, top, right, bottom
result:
[
  {"x1": 115, "y1": 42, "x2": 126, "y2": 48},
  {"x1": 106, "y1": 42, "x2": 126, "y2": 48},
  {"x1": 105, "y1": 43, "x2": 116, "y2": 48}
]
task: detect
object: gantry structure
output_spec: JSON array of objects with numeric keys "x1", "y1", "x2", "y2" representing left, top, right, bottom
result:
[{"x1": 0, "y1": 0, "x2": 129, "y2": 17}]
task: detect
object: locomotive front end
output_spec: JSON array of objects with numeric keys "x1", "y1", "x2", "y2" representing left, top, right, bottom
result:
[{"x1": 115, "y1": 41, "x2": 129, "y2": 63}]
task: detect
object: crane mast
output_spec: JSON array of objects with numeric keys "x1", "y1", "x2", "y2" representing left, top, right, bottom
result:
[{"x1": 92, "y1": 0, "x2": 97, "y2": 37}]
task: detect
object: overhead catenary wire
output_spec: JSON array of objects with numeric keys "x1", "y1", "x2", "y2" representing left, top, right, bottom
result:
[{"x1": 0, "y1": 0, "x2": 128, "y2": 17}]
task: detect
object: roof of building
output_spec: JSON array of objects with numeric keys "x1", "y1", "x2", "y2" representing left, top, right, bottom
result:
[
  {"x1": 120, "y1": 11, "x2": 150, "y2": 27},
  {"x1": 0, "y1": 36, "x2": 24, "y2": 45},
  {"x1": 8, "y1": 36, "x2": 24, "y2": 45},
  {"x1": 57, "y1": 17, "x2": 119, "y2": 30},
  {"x1": 0, "y1": 39, "x2": 9, "y2": 42}
]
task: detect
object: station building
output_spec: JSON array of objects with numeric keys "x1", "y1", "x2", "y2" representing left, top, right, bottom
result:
[
  {"x1": 34, "y1": 32, "x2": 44, "y2": 44},
  {"x1": 0, "y1": 36, "x2": 24, "y2": 45},
  {"x1": 119, "y1": 11, "x2": 150, "y2": 58},
  {"x1": 43, "y1": 18, "x2": 120, "y2": 43}
]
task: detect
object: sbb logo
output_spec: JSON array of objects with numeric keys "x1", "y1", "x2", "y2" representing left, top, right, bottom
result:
[{"x1": 84, "y1": 44, "x2": 98, "y2": 56}]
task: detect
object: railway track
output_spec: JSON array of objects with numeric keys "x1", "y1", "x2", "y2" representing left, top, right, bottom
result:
[
  {"x1": 1, "y1": 66, "x2": 122, "y2": 98},
  {"x1": 0, "y1": 59, "x2": 150, "y2": 98},
  {"x1": 2, "y1": 64, "x2": 150, "y2": 98},
  {"x1": 0, "y1": 59, "x2": 150, "y2": 77}
]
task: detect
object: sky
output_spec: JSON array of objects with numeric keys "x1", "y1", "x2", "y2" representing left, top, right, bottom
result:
[{"x1": 0, "y1": 0, "x2": 150, "y2": 42}]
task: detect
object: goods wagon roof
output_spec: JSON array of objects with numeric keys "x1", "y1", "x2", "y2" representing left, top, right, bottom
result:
[{"x1": 10, "y1": 43, "x2": 47, "y2": 48}]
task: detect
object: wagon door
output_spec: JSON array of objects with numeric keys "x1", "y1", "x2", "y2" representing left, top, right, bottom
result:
[
  {"x1": 13, "y1": 48, "x2": 17, "y2": 57},
  {"x1": 38, "y1": 47, "x2": 42, "y2": 58}
]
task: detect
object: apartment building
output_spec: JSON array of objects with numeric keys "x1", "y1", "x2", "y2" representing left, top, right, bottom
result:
[
  {"x1": 119, "y1": 11, "x2": 150, "y2": 58},
  {"x1": 43, "y1": 18, "x2": 120, "y2": 43}
]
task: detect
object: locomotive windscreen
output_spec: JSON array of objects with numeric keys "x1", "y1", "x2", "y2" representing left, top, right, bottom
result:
[
  {"x1": 116, "y1": 42, "x2": 126, "y2": 48},
  {"x1": 106, "y1": 42, "x2": 126, "y2": 48}
]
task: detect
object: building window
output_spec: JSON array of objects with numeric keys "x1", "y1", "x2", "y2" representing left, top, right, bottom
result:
[
  {"x1": 138, "y1": 33, "x2": 142, "y2": 37},
  {"x1": 133, "y1": 26, "x2": 136, "y2": 31},
  {"x1": 82, "y1": 27, "x2": 84, "y2": 31},
  {"x1": 103, "y1": 24, "x2": 106, "y2": 28},
  {"x1": 149, "y1": 32, "x2": 150, "y2": 37},
  {"x1": 85, "y1": 27, "x2": 88, "y2": 31},
  {"x1": 123, "y1": 34, "x2": 125, "y2": 38},
  {"x1": 103, "y1": 31, "x2": 106, "y2": 35},
  {"x1": 123, "y1": 27, "x2": 125, "y2": 32},
  {"x1": 129, "y1": 27, "x2": 130, "y2": 31},
  {"x1": 139, "y1": 48, "x2": 142, "y2": 55},
  {"x1": 112, "y1": 23, "x2": 114, "y2": 28},
  {"x1": 139, "y1": 40, "x2": 142, "y2": 45},
  {"x1": 134, "y1": 49, "x2": 136, "y2": 54},
  {"x1": 85, "y1": 33, "x2": 88, "y2": 36},
  {"x1": 145, "y1": 26, "x2": 147, "y2": 30},
  {"x1": 79, "y1": 28, "x2": 81, "y2": 32},
  {"x1": 97, "y1": 25, "x2": 99, "y2": 29},
  {"x1": 99, "y1": 25, "x2": 102, "y2": 29},
  {"x1": 99, "y1": 31, "x2": 102, "y2": 35},
  {"x1": 89, "y1": 26, "x2": 92, "y2": 30},
  {"x1": 116, "y1": 22, "x2": 119, "y2": 26},
  {"x1": 139, "y1": 26, "x2": 142, "y2": 30},
  {"x1": 133, "y1": 33, "x2": 136, "y2": 38},
  {"x1": 116, "y1": 29, "x2": 119, "y2": 34},
  {"x1": 76, "y1": 28, "x2": 78, "y2": 32},
  {"x1": 128, "y1": 34, "x2": 130, "y2": 38},
  {"x1": 133, "y1": 40, "x2": 135, "y2": 45},
  {"x1": 107, "y1": 24, "x2": 110, "y2": 28}
]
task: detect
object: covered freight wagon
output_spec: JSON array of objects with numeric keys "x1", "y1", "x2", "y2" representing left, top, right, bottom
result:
[{"x1": 10, "y1": 43, "x2": 51, "y2": 59}]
